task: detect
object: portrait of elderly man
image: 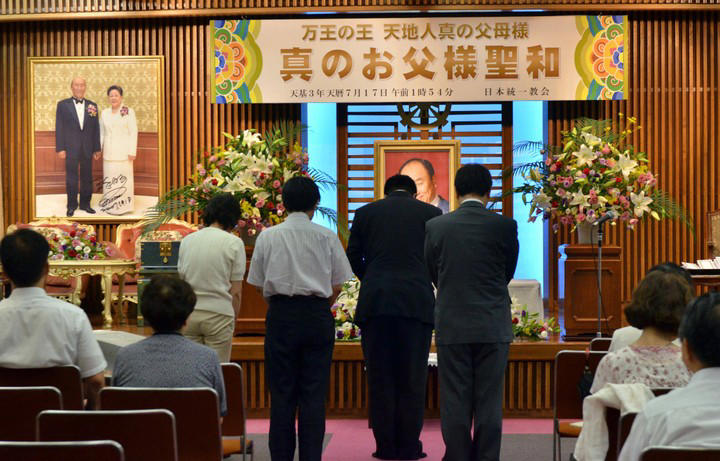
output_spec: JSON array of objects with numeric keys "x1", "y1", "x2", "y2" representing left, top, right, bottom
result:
[
  {"x1": 55, "y1": 76, "x2": 102, "y2": 217},
  {"x1": 399, "y1": 158, "x2": 450, "y2": 214}
]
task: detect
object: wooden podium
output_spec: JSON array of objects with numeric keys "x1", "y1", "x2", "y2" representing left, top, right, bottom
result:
[
  {"x1": 560, "y1": 244, "x2": 622, "y2": 338},
  {"x1": 235, "y1": 246, "x2": 268, "y2": 334}
]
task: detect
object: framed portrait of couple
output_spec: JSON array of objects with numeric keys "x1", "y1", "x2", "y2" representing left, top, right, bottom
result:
[
  {"x1": 28, "y1": 56, "x2": 165, "y2": 221},
  {"x1": 374, "y1": 139, "x2": 462, "y2": 214}
]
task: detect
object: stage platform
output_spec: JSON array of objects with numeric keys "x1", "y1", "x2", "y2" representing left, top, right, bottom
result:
[{"x1": 108, "y1": 325, "x2": 588, "y2": 419}]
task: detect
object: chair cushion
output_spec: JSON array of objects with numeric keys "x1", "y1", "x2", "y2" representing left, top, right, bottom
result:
[{"x1": 558, "y1": 421, "x2": 583, "y2": 437}]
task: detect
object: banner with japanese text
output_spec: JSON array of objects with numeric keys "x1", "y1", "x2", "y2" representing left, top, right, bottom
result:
[{"x1": 211, "y1": 15, "x2": 626, "y2": 103}]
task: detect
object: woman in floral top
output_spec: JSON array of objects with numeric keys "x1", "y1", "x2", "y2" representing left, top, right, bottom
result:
[{"x1": 591, "y1": 270, "x2": 693, "y2": 393}]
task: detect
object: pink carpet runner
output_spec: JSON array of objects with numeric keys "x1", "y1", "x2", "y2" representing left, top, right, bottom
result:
[{"x1": 246, "y1": 418, "x2": 553, "y2": 460}]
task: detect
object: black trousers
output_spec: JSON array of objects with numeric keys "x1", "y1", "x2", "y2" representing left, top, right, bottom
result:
[
  {"x1": 265, "y1": 295, "x2": 334, "y2": 461},
  {"x1": 65, "y1": 150, "x2": 93, "y2": 209},
  {"x1": 438, "y1": 342, "x2": 509, "y2": 461},
  {"x1": 361, "y1": 316, "x2": 433, "y2": 459}
]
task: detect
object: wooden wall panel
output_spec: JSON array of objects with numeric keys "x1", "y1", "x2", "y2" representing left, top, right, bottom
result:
[
  {"x1": 547, "y1": 12, "x2": 720, "y2": 318},
  {"x1": 0, "y1": 19, "x2": 301, "y2": 244}
]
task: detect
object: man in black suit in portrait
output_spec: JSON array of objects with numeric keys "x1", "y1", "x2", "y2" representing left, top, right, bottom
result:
[
  {"x1": 424, "y1": 164, "x2": 519, "y2": 461},
  {"x1": 346, "y1": 174, "x2": 442, "y2": 460},
  {"x1": 55, "y1": 77, "x2": 101, "y2": 217}
]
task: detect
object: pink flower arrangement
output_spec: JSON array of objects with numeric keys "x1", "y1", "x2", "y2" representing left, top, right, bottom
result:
[{"x1": 512, "y1": 116, "x2": 690, "y2": 232}]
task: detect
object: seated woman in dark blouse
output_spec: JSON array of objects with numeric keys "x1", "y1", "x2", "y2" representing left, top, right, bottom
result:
[{"x1": 112, "y1": 275, "x2": 227, "y2": 416}]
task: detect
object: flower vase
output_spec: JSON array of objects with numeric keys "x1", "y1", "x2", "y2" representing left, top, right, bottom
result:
[
  {"x1": 576, "y1": 221, "x2": 599, "y2": 245},
  {"x1": 236, "y1": 227, "x2": 257, "y2": 247}
]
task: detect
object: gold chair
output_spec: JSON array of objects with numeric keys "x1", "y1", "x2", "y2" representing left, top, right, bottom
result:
[{"x1": 6, "y1": 218, "x2": 97, "y2": 305}]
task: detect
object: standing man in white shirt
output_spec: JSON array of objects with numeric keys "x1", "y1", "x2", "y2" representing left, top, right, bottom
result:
[
  {"x1": 248, "y1": 176, "x2": 353, "y2": 461},
  {"x1": 619, "y1": 292, "x2": 720, "y2": 460},
  {"x1": 0, "y1": 229, "x2": 107, "y2": 408},
  {"x1": 179, "y1": 193, "x2": 245, "y2": 362}
]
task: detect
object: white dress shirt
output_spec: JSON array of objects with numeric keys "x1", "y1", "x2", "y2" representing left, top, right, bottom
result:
[
  {"x1": 74, "y1": 99, "x2": 85, "y2": 130},
  {"x1": 178, "y1": 226, "x2": 246, "y2": 317},
  {"x1": 0, "y1": 287, "x2": 107, "y2": 378},
  {"x1": 618, "y1": 367, "x2": 720, "y2": 461},
  {"x1": 247, "y1": 212, "x2": 353, "y2": 298}
]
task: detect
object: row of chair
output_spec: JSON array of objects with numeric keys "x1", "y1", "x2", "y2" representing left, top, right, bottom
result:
[
  {"x1": 0, "y1": 363, "x2": 252, "y2": 461},
  {"x1": 552, "y1": 348, "x2": 720, "y2": 461}
]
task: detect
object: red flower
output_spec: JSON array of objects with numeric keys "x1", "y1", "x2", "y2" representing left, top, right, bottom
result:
[
  {"x1": 512, "y1": 318, "x2": 519, "y2": 324},
  {"x1": 266, "y1": 201, "x2": 274, "y2": 210},
  {"x1": 203, "y1": 151, "x2": 210, "y2": 158},
  {"x1": 68, "y1": 250, "x2": 77, "y2": 258},
  {"x1": 582, "y1": 168, "x2": 590, "y2": 175},
  {"x1": 551, "y1": 201, "x2": 559, "y2": 208},
  {"x1": 211, "y1": 178, "x2": 218, "y2": 186},
  {"x1": 555, "y1": 162, "x2": 562, "y2": 169},
  {"x1": 615, "y1": 177, "x2": 622, "y2": 183},
  {"x1": 69, "y1": 230, "x2": 76, "y2": 237},
  {"x1": 90, "y1": 236, "x2": 96, "y2": 243}
]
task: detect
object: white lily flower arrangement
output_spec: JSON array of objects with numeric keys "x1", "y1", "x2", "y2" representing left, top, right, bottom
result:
[{"x1": 509, "y1": 116, "x2": 692, "y2": 232}]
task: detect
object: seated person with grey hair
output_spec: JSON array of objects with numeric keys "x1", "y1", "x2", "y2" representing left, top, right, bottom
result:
[
  {"x1": 619, "y1": 292, "x2": 720, "y2": 460},
  {"x1": 112, "y1": 275, "x2": 227, "y2": 416}
]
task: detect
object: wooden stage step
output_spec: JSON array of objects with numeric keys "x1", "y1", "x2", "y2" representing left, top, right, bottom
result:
[{"x1": 109, "y1": 326, "x2": 587, "y2": 418}]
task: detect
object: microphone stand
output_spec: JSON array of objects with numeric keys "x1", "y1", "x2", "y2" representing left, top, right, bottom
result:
[{"x1": 596, "y1": 223, "x2": 605, "y2": 338}]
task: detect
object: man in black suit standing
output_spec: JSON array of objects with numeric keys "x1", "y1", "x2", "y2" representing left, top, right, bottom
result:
[
  {"x1": 424, "y1": 164, "x2": 519, "y2": 461},
  {"x1": 347, "y1": 175, "x2": 442, "y2": 460},
  {"x1": 55, "y1": 77, "x2": 101, "y2": 217}
]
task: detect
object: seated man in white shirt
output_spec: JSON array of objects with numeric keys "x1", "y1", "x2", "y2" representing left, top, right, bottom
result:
[
  {"x1": 619, "y1": 292, "x2": 720, "y2": 460},
  {"x1": 0, "y1": 229, "x2": 107, "y2": 409},
  {"x1": 248, "y1": 176, "x2": 353, "y2": 461}
]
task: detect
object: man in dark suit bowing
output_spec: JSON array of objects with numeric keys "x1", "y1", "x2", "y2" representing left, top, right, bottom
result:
[
  {"x1": 424, "y1": 164, "x2": 519, "y2": 461},
  {"x1": 347, "y1": 174, "x2": 442, "y2": 460},
  {"x1": 55, "y1": 77, "x2": 101, "y2": 217}
]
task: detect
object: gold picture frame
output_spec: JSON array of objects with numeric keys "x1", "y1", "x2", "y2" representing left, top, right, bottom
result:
[
  {"x1": 28, "y1": 56, "x2": 166, "y2": 222},
  {"x1": 374, "y1": 139, "x2": 462, "y2": 213}
]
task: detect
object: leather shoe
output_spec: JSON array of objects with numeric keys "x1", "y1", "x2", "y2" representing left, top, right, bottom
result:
[
  {"x1": 396, "y1": 452, "x2": 427, "y2": 460},
  {"x1": 80, "y1": 206, "x2": 96, "y2": 214},
  {"x1": 66, "y1": 208, "x2": 75, "y2": 217}
]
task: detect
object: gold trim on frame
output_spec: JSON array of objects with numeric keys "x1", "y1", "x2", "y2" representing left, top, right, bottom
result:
[
  {"x1": 373, "y1": 139, "x2": 462, "y2": 211},
  {"x1": 27, "y1": 55, "x2": 166, "y2": 223}
]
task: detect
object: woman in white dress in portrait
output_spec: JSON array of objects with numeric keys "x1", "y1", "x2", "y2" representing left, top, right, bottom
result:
[{"x1": 99, "y1": 85, "x2": 138, "y2": 215}]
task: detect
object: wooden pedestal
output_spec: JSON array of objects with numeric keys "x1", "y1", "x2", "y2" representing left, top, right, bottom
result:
[
  {"x1": 560, "y1": 244, "x2": 622, "y2": 338},
  {"x1": 235, "y1": 246, "x2": 267, "y2": 335}
]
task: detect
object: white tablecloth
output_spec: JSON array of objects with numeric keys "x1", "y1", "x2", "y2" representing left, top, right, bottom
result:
[
  {"x1": 509, "y1": 279, "x2": 543, "y2": 320},
  {"x1": 93, "y1": 330, "x2": 145, "y2": 372}
]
